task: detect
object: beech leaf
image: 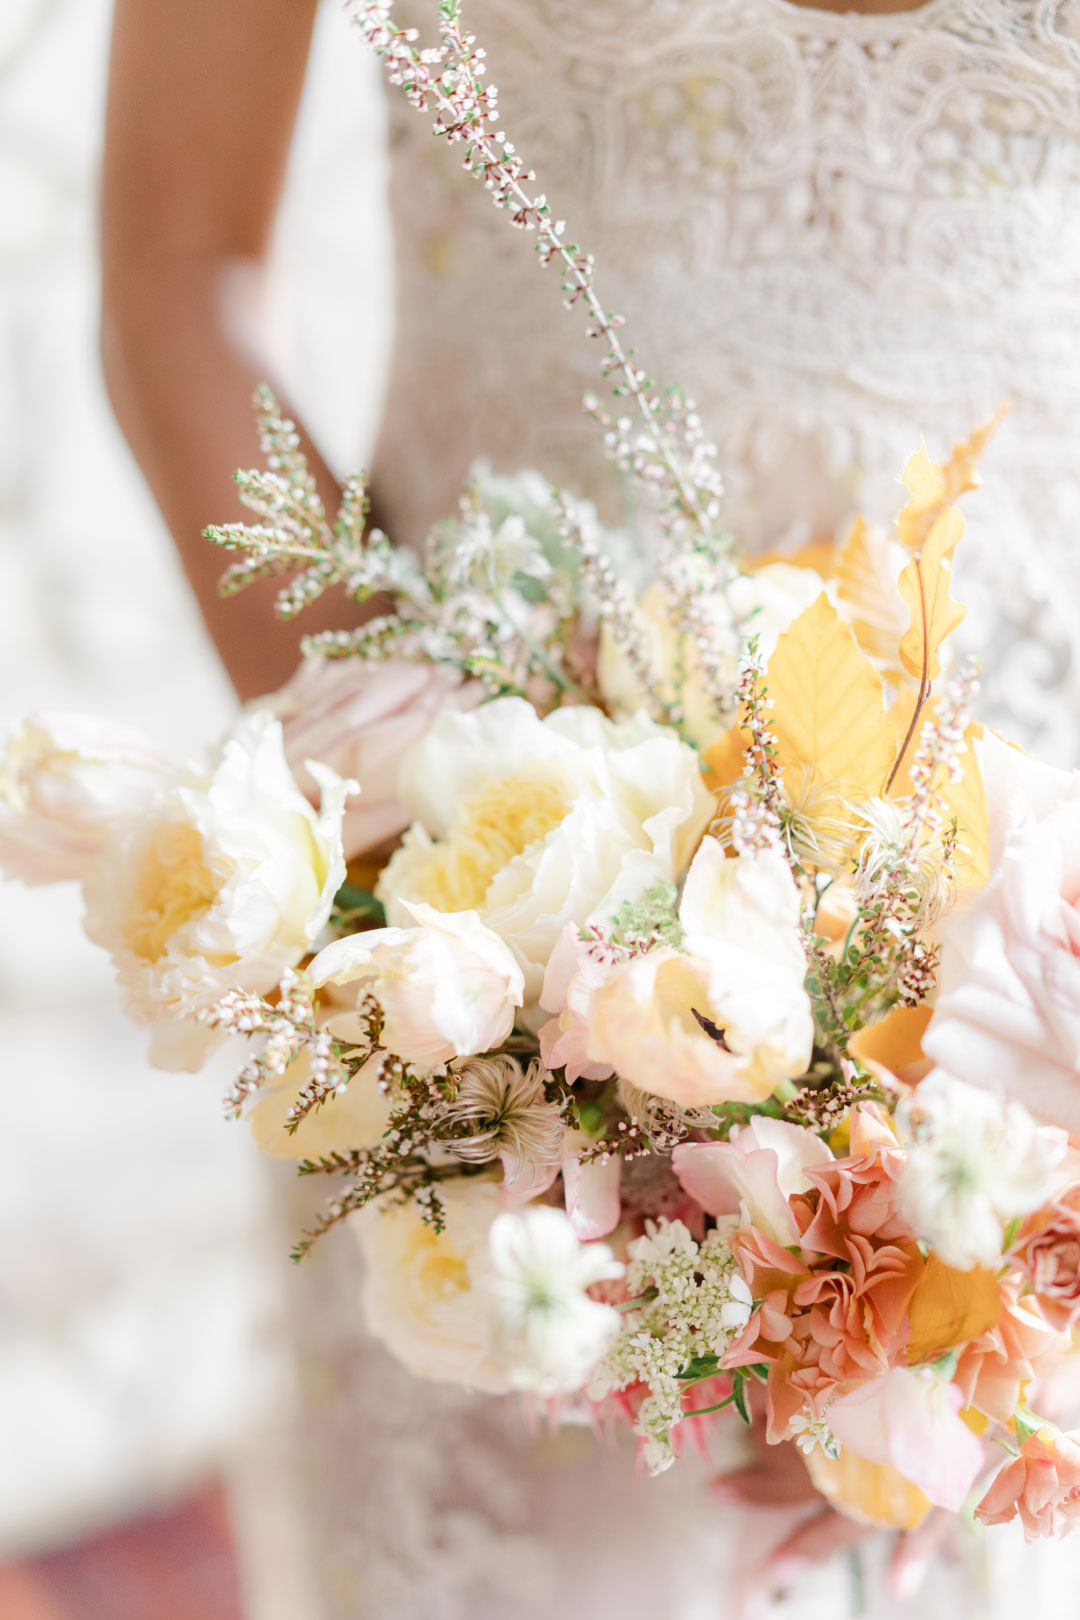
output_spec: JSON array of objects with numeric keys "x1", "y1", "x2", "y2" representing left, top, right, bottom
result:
[
  {"x1": 906, "y1": 1253, "x2": 1001, "y2": 1366},
  {"x1": 765, "y1": 593, "x2": 897, "y2": 799},
  {"x1": 897, "y1": 508, "x2": 966, "y2": 684},
  {"x1": 834, "y1": 517, "x2": 909, "y2": 672}
]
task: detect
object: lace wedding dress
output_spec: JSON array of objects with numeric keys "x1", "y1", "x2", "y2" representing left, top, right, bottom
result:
[{"x1": 267, "y1": 3, "x2": 1080, "y2": 1616}]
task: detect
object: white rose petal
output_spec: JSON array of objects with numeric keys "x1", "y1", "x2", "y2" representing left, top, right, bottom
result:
[
  {"x1": 310, "y1": 901, "x2": 525, "y2": 1067},
  {"x1": 0, "y1": 713, "x2": 174, "y2": 885}
]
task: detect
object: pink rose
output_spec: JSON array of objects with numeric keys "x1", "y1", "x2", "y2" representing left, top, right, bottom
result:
[
  {"x1": 0, "y1": 713, "x2": 172, "y2": 885},
  {"x1": 672, "y1": 1117, "x2": 833, "y2": 1246},
  {"x1": 925, "y1": 732, "x2": 1080, "y2": 1133},
  {"x1": 537, "y1": 922, "x2": 616, "y2": 1083},
  {"x1": 268, "y1": 656, "x2": 478, "y2": 860},
  {"x1": 1012, "y1": 1190, "x2": 1080, "y2": 1331},
  {"x1": 976, "y1": 1427, "x2": 1080, "y2": 1541}
]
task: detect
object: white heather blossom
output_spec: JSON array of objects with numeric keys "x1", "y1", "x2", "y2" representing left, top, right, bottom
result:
[
  {"x1": 597, "y1": 565, "x2": 826, "y2": 750},
  {"x1": 590, "y1": 1217, "x2": 752, "y2": 1473},
  {"x1": 896, "y1": 1070, "x2": 1068, "y2": 1270},
  {"x1": 309, "y1": 901, "x2": 524, "y2": 1067},
  {"x1": 0, "y1": 713, "x2": 173, "y2": 885},
  {"x1": 486, "y1": 1206, "x2": 624, "y2": 1396},
  {"x1": 377, "y1": 697, "x2": 713, "y2": 1002},
  {"x1": 82, "y1": 711, "x2": 350, "y2": 1069},
  {"x1": 353, "y1": 1180, "x2": 511, "y2": 1393}
]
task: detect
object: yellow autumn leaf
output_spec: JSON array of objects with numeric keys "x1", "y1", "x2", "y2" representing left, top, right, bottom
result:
[
  {"x1": 848, "y1": 1003, "x2": 933, "y2": 1083},
  {"x1": 906, "y1": 1253, "x2": 1001, "y2": 1366},
  {"x1": 834, "y1": 517, "x2": 910, "y2": 674},
  {"x1": 766, "y1": 593, "x2": 897, "y2": 799},
  {"x1": 702, "y1": 722, "x2": 747, "y2": 797},
  {"x1": 896, "y1": 408, "x2": 1006, "y2": 555},
  {"x1": 897, "y1": 507, "x2": 966, "y2": 683},
  {"x1": 806, "y1": 1447, "x2": 933, "y2": 1531}
]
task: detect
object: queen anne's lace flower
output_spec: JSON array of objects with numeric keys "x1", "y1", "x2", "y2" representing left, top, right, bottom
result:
[{"x1": 590, "y1": 1217, "x2": 752, "y2": 1473}]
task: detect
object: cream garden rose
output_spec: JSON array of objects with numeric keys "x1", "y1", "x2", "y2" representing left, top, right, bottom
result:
[
  {"x1": 82, "y1": 711, "x2": 350, "y2": 1068},
  {"x1": 376, "y1": 697, "x2": 713, "y2": 1002},
  {"x1": 353, "y1": 1178, "x2": 511, "y2": 1392},
  {"x1": 309, "y1": 901, "x2": 525, "y2": 1067},
  {"x1": 597, "y1": 564, "x2": 826, "y2": 750},
  {"x1": 0, "y1": 712, "x2": 173, "y2": 885}
]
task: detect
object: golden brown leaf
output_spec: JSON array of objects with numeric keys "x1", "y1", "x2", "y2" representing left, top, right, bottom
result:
[
  {"x1": 896, "y1": 408, "x2": 1006, "y2": 556},
  {"x1": 766, "y1": 593, "x2": 897, "y2": 800},
  {"x1": 806, "y1": 1447, "x2": 933, "y2": 1530},
  {"x1": 834, "y1": 517, "x2": 910, "y2": 672},
  {"x1": 897, "y1": 508, "x2": 966, "y2": 684},
  {"x1": 906, "y1": 1254, "x2": 1001, "y2": 1366},
  {"x1": 848, "y1": 1004, "x2": 933, "y2": 1084}
]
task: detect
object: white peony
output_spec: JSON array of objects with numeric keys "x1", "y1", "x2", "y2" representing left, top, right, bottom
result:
[
  {"x1": 486, "y1": 1205, "x2": 624, "y2": 1396},
  {"x1": 82, "y1": 710, "x2": 350, "y2": 1068},
  {"x1": 353, "y1": 1179, "x2": 510, "y2": 1392},
  {"x1": 376, "y1": 697, "x2": 713, "y2": 1002},
  {"x1": 896, "y1": 1069, "x2": 1067, "y2": 1270},
  {"x1": 597, "y1": 565, "x2": 826, "y2": 750},
  {"x1": 0, "y1": 713, "x2": 173, "y2": 885},
  {"x1": 309, "y1": 901, "x2": 525, "y2": 1067}
]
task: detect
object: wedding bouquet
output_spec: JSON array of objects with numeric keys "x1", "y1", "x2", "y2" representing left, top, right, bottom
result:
[{"x1": 6, "y1": 0, "x2": 1080, "y2": 1548}]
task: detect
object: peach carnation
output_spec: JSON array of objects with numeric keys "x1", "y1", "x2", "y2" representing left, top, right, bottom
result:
[
  {"x1": 976, "y1": 1427, "x2": 1080, "y2": 1541},
  {"x1": 953, "y1": 1277, "x2": 1063, "y2": 1426}
]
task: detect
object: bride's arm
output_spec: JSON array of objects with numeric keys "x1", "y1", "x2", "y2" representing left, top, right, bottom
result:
[{"x1": 101, "y1": 0, "x2": 363, "y2": 701}]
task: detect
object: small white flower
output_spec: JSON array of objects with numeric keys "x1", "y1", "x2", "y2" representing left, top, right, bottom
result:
[
  {"x1": 486, "y1": 1206, "x2": 623, "y2": 1396},
  {"x1": 449, "y1": 512, "x2": 552, "y2": 593},
  {"x1": 896, "y1": 1069, "x2": 1067, "y2": 1270}
]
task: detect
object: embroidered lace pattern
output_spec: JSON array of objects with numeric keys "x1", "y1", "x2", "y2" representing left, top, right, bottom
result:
[{"x1": 374, "y1": 0, "x2": 1080, "y2": 759}]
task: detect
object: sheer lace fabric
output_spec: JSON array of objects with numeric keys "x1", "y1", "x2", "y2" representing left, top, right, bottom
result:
[
  {"x1": 284, "y1": 4, "x2": 1080, "y2": 1616},
  {"x1": 375, "y1": 0, "x2": 1080, "y2": 757}
]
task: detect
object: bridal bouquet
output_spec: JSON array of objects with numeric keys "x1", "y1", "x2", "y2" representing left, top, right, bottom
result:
[{"x1": 6, "y1": 0, "x2": 1080, "y2": 1549}]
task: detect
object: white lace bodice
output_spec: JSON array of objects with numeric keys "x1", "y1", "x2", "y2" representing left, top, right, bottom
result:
[
  {"x1": 273, "y1": 6, "x2": 1080, "y2": 1617},
  {"x1": 374, "y1": 0, "x2": 1080, "y2": 757}
]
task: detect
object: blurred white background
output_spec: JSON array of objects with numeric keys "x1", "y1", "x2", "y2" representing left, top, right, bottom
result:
[{"x1": 0, "y1": 0, "x2": 390, "y2": 1557}]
